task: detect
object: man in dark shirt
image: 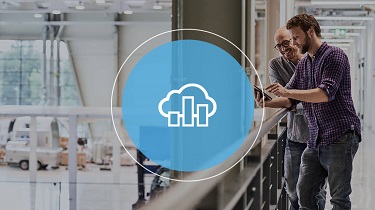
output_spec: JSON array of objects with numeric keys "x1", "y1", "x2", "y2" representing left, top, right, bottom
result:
[
  {"x1": 265, "y1": 14, "x2": 361, "y2": 210},
  {"x1": 259, "y1": 26, "x2": 325, "y2": 210}
]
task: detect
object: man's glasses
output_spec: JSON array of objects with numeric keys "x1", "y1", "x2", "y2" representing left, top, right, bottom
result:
[{"x1": 274, "y1": 39, "x2": 292, "y2": 51}]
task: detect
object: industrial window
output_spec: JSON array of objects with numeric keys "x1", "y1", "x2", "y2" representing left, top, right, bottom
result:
[{"x1": 0, "y1": 40, "x2": 80, "y2": 106}]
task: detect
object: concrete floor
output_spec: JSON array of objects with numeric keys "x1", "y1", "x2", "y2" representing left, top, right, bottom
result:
[
  {"x1": 323, "y1": 125, "x2": 375, "y2": 210},
  {"x1": 0, "y1": 163, "x2": 154, "y2": 210}
]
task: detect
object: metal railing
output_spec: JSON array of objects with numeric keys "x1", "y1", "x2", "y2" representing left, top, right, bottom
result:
[{"x1": 143, "y1": 108, "x2": 289, "y2": 210}]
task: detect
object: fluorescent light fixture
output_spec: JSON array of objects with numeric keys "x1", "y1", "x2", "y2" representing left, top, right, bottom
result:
[
  {"x1": 123, "y1": 10, "x2": 133, "y2": 14},
  {"x1": 34, "y1": 13, "x2": 43, "y2": 18},
  {"x1": 341, "y1": 32, "x2": 360, "y2": 36},
  {"x1": 159, "y1": 1, "x2": 172, "y2": 8},
  {"x1": 96, "y1": 0, "x2": 106, "y2": 3},
  {"x1": 311, "y1": 1, "x2": 375, "y2": 5},
  {"x1": 52, "y1": 10, "x2": 61, "y2": 15},
  {"x1": 76, "y1": 1, "x2": 84, "y2": 10},
  {"x1": 322, "y1": 39, "x2": 355, "y2": 43},
  {"x1": 153, "y1": 5, "x2": 162, "y2": 9},
  {"x1": 330, "y1": 43, "x2": 351, "y2": 47},
  {"x1": 321, "y1": 26, "x2": 366, "y2": 30},
  {"x1": 322, "y1": 32, "x2": 360, "y2": 37},
  {"x1": 4, "y1": 0, "x2": 20, "y2": 7},
  {"x1": 126, "y1": 0, "x2": 146, "y2": 8},
  {"x1": 315, "y1": 16, "x2": 373, "y2": 21}
]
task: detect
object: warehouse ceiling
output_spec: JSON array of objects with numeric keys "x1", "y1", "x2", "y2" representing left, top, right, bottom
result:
[
  {"x1": 0, "y1": 0, "x2": 172, "y2": 40},
  {"x1": 0, "y1": 0, "x2": 172, "y2": 14},
  {"x1": 294, "y1": 0, "x2": 375, "y2": 50}
]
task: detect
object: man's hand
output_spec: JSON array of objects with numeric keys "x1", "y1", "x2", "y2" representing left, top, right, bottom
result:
[
  {"x1": 266, "y1": 83, "x2": 290, "y2": 97},
  {"x1": 255, "y1": 92, "x2": 265, "y2": 108},
  {"x1": 255, "y1": 90, "x2": 292, "y2": 108}
]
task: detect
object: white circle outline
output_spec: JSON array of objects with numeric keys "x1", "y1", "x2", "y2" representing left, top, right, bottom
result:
[{"x1": 110, "y1": 28, "x2": 266, "y2": 182}]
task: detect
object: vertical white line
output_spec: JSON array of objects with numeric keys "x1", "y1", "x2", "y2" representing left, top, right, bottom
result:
[
  {"x1": 112, "y1": 119, "x2": 121, "y2": 184},
  {"x1": 241, "y1": 0, "x2": 246, "y2": 68},
  {"x1": 29, "y1": 116, "x2": 37, "y2": 183},
  {"x1": 68, "y1": 114, "x2": 77, "y2": 210},
  {"x1": 182, "y1": 96, "x2": 186, "y2": 125},
  {"x1": 191, "y1": 96, "x2": 194, "y2": 125}
]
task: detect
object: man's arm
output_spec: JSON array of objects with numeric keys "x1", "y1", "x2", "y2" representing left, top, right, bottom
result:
[
  {"x1": 255, "y1": 92, "x2": 292, "y2": 108},
  {"x1": 268, "y1": 50, "x2": 348, "y2": 103},
  {"x1": 258, "y1": 58, "x2": 293, "y2": 108},
  {"x1": 267, "y1": 84, "x2": 328, "y2": 103}
]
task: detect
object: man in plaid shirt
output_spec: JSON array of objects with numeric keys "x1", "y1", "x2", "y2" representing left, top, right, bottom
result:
[
  {"x1": 257, "y1": 26, "x2": 326, "y2": 210},
  {"x1": 261, "y1": 14, "x2": 361, "y2": 209}
]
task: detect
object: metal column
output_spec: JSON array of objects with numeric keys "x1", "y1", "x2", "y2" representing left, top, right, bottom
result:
[
  {"x1": 68, "y1": 115, "x2": 77, "y2": 210},
  {"x1": 29, "y1": 116, "x2": 37, "y2": 182},
  {"x1": 41, "y1": 25, "x2": 48, "y2": 105},
  {"x1": 265, "y1": 0, "x2": 281, "y2": 119},
  {"x1": 365, "y1": 22, "x2": 373, "y2": 130},
  {"x1": 173, "y1": 0, "x2": 243, "y2": 62},
  {"x1": 49, "y1": 26, "x2": 55, "y2": 105},
  {"x1": 112, "y1": 120, "x2": 121, "y2": 183}
]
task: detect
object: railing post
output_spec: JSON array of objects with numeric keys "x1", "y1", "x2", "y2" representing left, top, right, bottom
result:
[{"x1": 270, "y1": 143, "x2": 278, "y2": 205}]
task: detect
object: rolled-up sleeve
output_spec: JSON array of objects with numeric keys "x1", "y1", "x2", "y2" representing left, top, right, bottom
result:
[
  {"x1": 318, "y1": 50, "x2": 347, "y2": 101},
  {"x1": 285, "y1": 66, "x2": 301, "y2": 110}
]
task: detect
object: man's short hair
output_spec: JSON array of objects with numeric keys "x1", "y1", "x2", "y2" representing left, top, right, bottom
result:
[{"x1": 286, "y1": 14, "x2": 322, "y2": 38}]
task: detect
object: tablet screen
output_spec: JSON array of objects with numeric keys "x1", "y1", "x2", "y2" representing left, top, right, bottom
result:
[{"x1": 254, "y1": 85, "x2": 273, "y2": 101}]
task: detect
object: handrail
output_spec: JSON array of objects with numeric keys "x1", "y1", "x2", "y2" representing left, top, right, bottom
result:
[{"x1": 143, "y1": 108, "x2": 288, "y2": 210}]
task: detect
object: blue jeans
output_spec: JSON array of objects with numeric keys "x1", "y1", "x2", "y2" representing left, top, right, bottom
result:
[
  {"x1": 297, "y1": 132, "x2": 359, "y2": 210},
  {"x1": 285, "y1": 139, "x2": 326, "y2": 210}
]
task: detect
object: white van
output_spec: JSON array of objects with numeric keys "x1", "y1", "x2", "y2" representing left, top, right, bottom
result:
[{"x1": 3, "y1": 117, "x2": 62, "y2": 170}]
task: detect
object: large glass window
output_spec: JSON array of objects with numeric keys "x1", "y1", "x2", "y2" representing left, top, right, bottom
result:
[{"x1": 0, "y1": 40, "x2": 80, "y2": 106}]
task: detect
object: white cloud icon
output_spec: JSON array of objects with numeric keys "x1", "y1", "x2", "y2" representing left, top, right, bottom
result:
[{"x1": 158, "y1": 83, "x2": 217, "y2": 127}]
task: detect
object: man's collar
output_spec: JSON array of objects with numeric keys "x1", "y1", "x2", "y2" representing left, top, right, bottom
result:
[{"x1": 313, "y1": 41, "x2": 327, "y2": 58}]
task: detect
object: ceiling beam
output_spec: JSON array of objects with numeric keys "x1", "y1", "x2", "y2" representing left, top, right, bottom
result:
[
  {"x1": 295, "y1": 3, "x2": 356, "y2": 8},
  {"x1": 315, "y1": 16, "x2": 373, "y2": 21},
  {"x1": 321, "y1": 32, "x2": 360, "y2": 37},
  {"x1": 0, "y1": 20, "x2": 171, "y2": 26},
  {"x1": 320, "y1": 25, "x2": 366, "y2": 30},
  {"x1": 311, "y1": 1, "x2": 375, "y2": 5},
  {"x1": 0, "y1": 9, "x2": 171, "y2": 14},
  {"x1": 322, "y1": 38, "x2": 355, "y2": 43},
  {"x1": 330, "y1": 43, "x2": 351, "y2": 47}
]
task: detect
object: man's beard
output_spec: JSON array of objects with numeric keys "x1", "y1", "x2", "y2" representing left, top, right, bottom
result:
[{"x1": 300, "y1": 33, "x2": 311, "y2": 54}]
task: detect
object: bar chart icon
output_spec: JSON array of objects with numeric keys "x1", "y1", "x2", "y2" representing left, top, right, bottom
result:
[{"x1": 158, "y1": 83, "x2": 217, "y2": 127}]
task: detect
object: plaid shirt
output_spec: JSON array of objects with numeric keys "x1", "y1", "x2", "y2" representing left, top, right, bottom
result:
[{"x1": 286, "y1": 42, "x2": 361, "y2": 148}]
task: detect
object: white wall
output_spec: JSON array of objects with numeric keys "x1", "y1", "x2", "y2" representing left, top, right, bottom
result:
[
  {"x1": 65, "y1": 13, "x2": 170, "y2": 141},
  {"x1": 117, "y1": 22, "x2": 171, "y2": 106},
  {"x1": 370, "y1": 21, "x2": 375, "y2": 134}
]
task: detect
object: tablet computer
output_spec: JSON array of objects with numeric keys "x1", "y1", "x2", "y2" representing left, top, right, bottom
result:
[{"x1": 254, "y1": 85, "x2": 273, "y2": 101}]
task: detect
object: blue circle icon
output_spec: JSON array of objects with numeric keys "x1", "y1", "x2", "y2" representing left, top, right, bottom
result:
[{"x1": 122, "y1": 40, "x2": 254, "y2": 171}]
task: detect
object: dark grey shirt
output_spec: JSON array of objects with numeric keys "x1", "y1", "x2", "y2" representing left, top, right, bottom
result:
[{"x1": 269, "y1": 56, "x2": 310, "y2": 143}]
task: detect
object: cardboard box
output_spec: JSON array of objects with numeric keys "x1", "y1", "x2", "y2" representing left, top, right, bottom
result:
[
  {"x1": 60, "y1": 150, "x2": 86, "y2": 166},
  {"x1": 0, "y1": 149, "x2": 5, "y2": 160},
  {"x1": 59, "y1": 137, "x2": 69, "y2": 149}
]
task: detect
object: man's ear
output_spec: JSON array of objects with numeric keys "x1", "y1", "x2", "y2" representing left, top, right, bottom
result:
[{"x1": 309, "y1": 27, "x2": 314, "y2": 37}]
